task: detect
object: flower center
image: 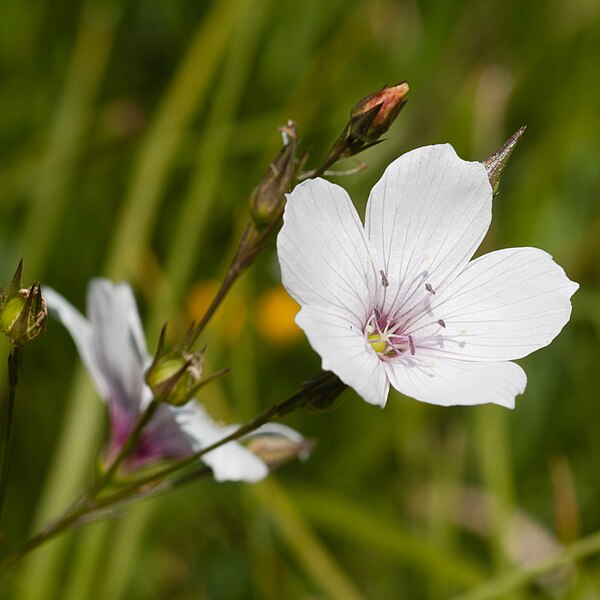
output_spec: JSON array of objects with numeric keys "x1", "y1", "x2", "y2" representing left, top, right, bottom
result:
[
  {"x1": 364, "y1": 311, "x2": 414, "y2": 359},
  {"x1": 365, "y1": 278, "x2": 449, "y2": 361}
]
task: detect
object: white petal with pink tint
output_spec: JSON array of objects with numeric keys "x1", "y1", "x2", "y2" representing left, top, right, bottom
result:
[
  {"x1": 46, "y1": 279, "x2": 284, "y2": 479},
  {"x1": 385, "y1": 358, "x2": 526, "y2": 408},
  {"x1": 175, "y1": 404, "x2": 268, "y2": 482},
  {"x1": 296, "y1": 305, "x2": 389, "y2": 407},
  {"x1": 410, "y1": 247, "x2": 579, "y2": 361},
  {"x1": 278, "y1": 177, "x2": 380, "y2": 324},
  {"x1": 277, "y1": 144, "x2": 577, "y2": 410},
  {"x1": 365, "y1": 144, "x2": 492, "y2": 317},
  {"x1": 44, "y1": 286, "x2": 110, "y2": 401}
]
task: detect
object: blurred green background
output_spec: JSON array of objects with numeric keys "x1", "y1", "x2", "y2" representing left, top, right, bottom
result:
[{"x1": 0, "y1": 0, "x2": 599, "y2": 598}]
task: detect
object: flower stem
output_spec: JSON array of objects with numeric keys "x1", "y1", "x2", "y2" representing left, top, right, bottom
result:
[
  {"x1": 0, "y1": 345, "x2": 23, "y2": 526},
  {"x1": 452, "y1": 528, "x2": 600, "y2": 600},
  {"x1": 187, "y1": 143, "x2": 351, "y2": 345},
  {"x1": 0, "y1": 400, "x2": 159, "y2": 574},
  {"x1": 86, "y1": 400, "x2": 159, "y2": 499},
  {"x1": 104, "y1": 372, "x2": 345, "y2": 500},
  {"x1": 0, "y1": 499, "x2": 87, "y2": 574},
  {"x1": 0, "y1": 373, "x2": 344, "y2": 573},
  {"x1": 297, "y1": 145, "x2": 345, "y2": 181}
]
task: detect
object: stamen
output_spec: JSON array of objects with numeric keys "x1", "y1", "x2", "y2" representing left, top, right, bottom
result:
[
  {"x1": 380, "y1": 270, "x2": 389, "y2": 288},
  {"x1": 437, "y1": 319, "x2": 446, "y2": 328},
  {"x1": 425, "y1": 283, "x2": 436, "y2": 295},
  {"x1": 408, "y1": 334, "x2": 415, "y2": 356}
]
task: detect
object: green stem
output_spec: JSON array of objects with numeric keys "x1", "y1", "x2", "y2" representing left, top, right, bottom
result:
[
  {"x1": 0, "y1": 500, "x2": 87, "y2": 574},
  {"x1": 297, "y1": 145, "x2": 345, "y2": 181},
  {"x1": 86, "y1": 400, "x2": 159, "y2": 500},
  {"x1": 187, "y1": 140, "x2": 350, "y2": 345},
  {"x1": 104, "y1": 372, "x2": 343, "y2": 501},
  {"x1": 187, "y1": 250, "x2": 246, "y2": 344},
  {"x1": 0, "y1": 400, "x2": 159, "y2": 574},
  {"x1": 91, "y1": 465, "x2": 214, "y2": 513},
  {"x1": 0, "y1": 346, "x2": 23, "y2": 526},
  {"x1": 453, "y1": 529, "x2": 600, "y2": 600},
  {"x1": 0, "y1": 374, "x2": 342, "y2": 574}
]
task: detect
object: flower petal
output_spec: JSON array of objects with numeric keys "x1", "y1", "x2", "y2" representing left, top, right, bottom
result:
[
  {"x1": 175, "y1": 403, "x2": 269, "y2": 483},
  {"x1": 278, "y1": 178, "x2": 380, "y2": 325},
  {"x1": 409, "y1": 248, "x2": 579, "y2": 361},
  {"x1": 134, "y1": 402, "x2": 195, "y2": 462},
  {"x1": 296, "y1": 305, "x2": 389, "y2": 407},
  {"x1": 365, "y1": 144, "x2": 492, "y2": 318},
  {"x1": 86, "y1": 279, "x2": 147, "y2": 414},
  {"x1": 385, "y1": 357, "x2": 526, "y2": 408},
  {"x1": 43, "y1": 286, "x2": 111, "y2": 400}
]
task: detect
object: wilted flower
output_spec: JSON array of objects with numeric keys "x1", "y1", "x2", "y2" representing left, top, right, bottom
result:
[
  {"x1": 44, "y1": 279, "x2": 286, "y2": 480},
  {"x1": 243, "y1": 423, "x2": 314, "y2": 469},
  {"x1": 278, "y1": 144, "x2": 578, "y2": 408},
  {"x1": 250, "y1": 121, "x2": 299, "y2": 229}
]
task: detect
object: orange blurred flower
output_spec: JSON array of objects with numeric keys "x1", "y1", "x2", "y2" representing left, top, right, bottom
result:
[{"x1": 255, "y1": 286, "x2": 301, "y2": 347}]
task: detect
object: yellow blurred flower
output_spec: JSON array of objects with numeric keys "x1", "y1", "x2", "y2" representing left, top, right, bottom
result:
[
  {"x1": 255, "y1": 286, "x2": 301, "y2": 347},
  {"x1": 185, "y1": 281, "x2": 247, "y2": 341}
]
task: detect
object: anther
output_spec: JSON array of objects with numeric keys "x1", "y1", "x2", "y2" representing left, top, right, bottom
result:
[
  {"x1": 425, "y1": 283, "x2": 436, "y2": 295},
  {"x1": 437, "y1": 319, "x2": 446, "y2": 328},
  {"x1": 380, "y1": 270, "x2": 389, "y2": 288},
  {"x1": 408, "y1": 334, "x2": 415, "y2": 356}
]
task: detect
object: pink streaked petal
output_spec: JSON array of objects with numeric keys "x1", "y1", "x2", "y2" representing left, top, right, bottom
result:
[
  {"x1": 296, "y1": 305, "x2": 389, "y2": 407},
  {"x1": 175, "y1": 404, "x2": 269, "y2": 483},
  {"x1": 410, "y1": 247, "x2": 579, "y2": 361},
  {"x1": 385, "y1": 358, "x2": 526, "y2": 408},
  {"x1": 278, "y1": 178, "x2": 380, "y2": 325},
  {"x1": 365, "y1": 144, "x2": 492, "y2": 319}
]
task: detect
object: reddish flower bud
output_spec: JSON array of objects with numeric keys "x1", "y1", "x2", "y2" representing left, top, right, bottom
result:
[
  {"x1": 350, "y1": 81, "x2": 410, "y2": 144},
  {"x1": 320, "y1": 82, "x2": 410, "y2": 167}
]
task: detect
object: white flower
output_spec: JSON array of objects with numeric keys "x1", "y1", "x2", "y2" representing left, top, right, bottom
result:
[
  {"x1": 44, "y1": 279, "x2": 287, "y2": 482},
  {"x1": 277, "y1": 144, "x2": 578, "y2": 409}
]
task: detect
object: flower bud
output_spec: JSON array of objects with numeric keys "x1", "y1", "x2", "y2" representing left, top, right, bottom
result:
[
  {"x1": 301, "y1": 371, "x2": 347, "y2": 413},
  {"x1": 245, "y1": 423, "x2": 315, "y2": 469},
  {"x1": 483, "y1": 126, "x2": 526, "y2": 196},
  {"x1": 145, "y1": 324, "x2": 207, "y2": 406},
  {"x1": 250, "y1": 121, "x2": 300, "y2": 229},
  {"x1": 0, "y1": 261, "x2": 47, "y2": 345},
  {"x1": 322, "y1": 82, "x2": 409, "y2": 166},
  {"x1": 146, "y1": 348, "x2": 204, "y2": 407},
  {"x1": 350, "y1": 81, "x2": 410, "y2": 145}
]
